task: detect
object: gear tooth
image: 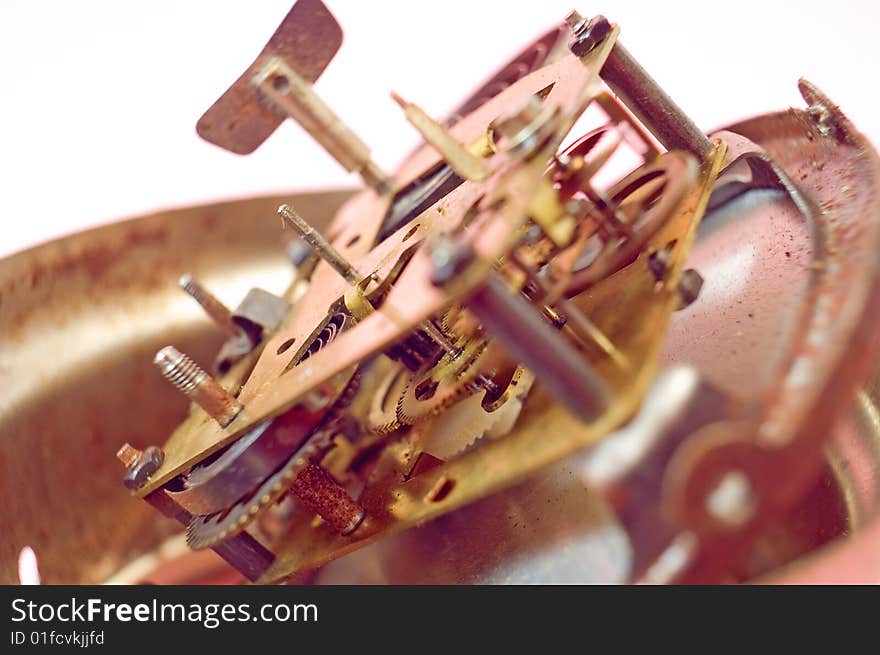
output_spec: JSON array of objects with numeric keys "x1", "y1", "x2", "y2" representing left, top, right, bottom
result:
[
  {"x1": 185, "y1": 365, "x2": 359, "y2": 550},
  {"x1": 396, "y1": 337, "x2": 491, "y2": 426},
  {"x1": 365, "y1": 360, "x2": 412, "y2": 434},
  {"x1": 370, "y1": 418, "x2": 400, "y2": 435}
]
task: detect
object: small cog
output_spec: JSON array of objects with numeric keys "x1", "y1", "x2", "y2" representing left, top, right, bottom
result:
[
  {"x1": 185, "y1": 423, "x2": 336, "y2": 549},
  {"x1": 396, "y1": 338, "x2": 488, "y2": 426}
]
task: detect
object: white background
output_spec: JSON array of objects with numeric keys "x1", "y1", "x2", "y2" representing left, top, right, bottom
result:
[{"x1": 1, "y1": 0, "x2": 878, "y2": 256}]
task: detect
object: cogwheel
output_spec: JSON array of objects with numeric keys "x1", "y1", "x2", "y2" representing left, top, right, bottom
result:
[
  {"x1": 419, "y1": 394, "x2": 499, "y2": 459},
  {"x1": 185, "y1": 424, "x2": 335, "y2": 549},
  {"x1": 418, "y1": 366, "x2": 535, "y2": 459},
  {"x1": 364, "y1": 361, "x2": 410, "y2": 434},
  {"x1": 396, "y1": 338, "x2": 488, "y2": 425},
  {"x1": 438, "y1": 305, "x2": 480, "y2": 341}
]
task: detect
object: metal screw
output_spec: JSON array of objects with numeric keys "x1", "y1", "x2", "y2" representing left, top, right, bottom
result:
[
  {"x1": 564, "y1": 10, "x2": 589, "y2": 33},
  {"x1": 154, "y1": 346, "x2": 243, "y2": 427},
  {"x1": 565, "y1": 12, "x2": 612, "y2": 58},
  {"x1": 117, "y1": 443, "x2": 165, "y2": 490},
  {"x1": 677, "y1": 269, "x2": 704, "y2": 310}
]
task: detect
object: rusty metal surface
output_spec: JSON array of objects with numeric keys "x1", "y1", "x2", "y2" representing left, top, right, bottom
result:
[
  {"x1": 663, "y1": 83, "x2": 880, "y2": 580},
  {"x1": 0, "y1": 188, "x2": 352, "y2": 584},
  {"x1": 196, "y1": 0, "x2": 343, "y2": 155}
]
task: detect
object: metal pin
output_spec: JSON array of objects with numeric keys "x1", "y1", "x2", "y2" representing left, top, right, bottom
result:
[
  {"x1": 508, "y1": 251, "x2": 629, "y2": 369},
  {"x1": 421, "y1": 319, "x2": 462, "y2": 357},
  {"x1": 278, "y1": 205, "x2": 361, "y2": 284},
  {"x1": 280, "y1": 204, "x2": 457, "y2": 355},
  {"x1": 255, "y1": 57, "x2": 393, "y2": 195},
  {"x1": 178, "y1": 274, "x2": 242, "y2": 339},
  {"x1": 154, "y1": 346, "x2": 243, "y2": 427},
  {"x1": 541, "y1": 304, "x2": 567, "y2": 329},
  {"x1": 391, "y1": 91, "x2": 489, "y2": 180}
]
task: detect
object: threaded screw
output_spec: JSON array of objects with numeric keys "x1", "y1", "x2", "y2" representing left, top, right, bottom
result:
[{"x1": 154, "y1": 346, "x2": 243, "y2": 427}]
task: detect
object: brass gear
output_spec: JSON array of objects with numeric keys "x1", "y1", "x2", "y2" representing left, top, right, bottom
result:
[
  {"x1": 185, "y1": 371, "x2": 360, "y2": 550},
  {"x1": 364, "y1": 361, "x2": 410, "y2": 435},
  {"x1": 185, "y1": 422, "x2": 336, "y2": 549},
  {"x1": 438, "y1": 305, "x2": 481, "y2": 342},
  {"x1": 418, "y1": 365, "x2": 535, "y2": 459},
  {"x1": 396, "y1": 338, "x2": 488, "y2": 426}
]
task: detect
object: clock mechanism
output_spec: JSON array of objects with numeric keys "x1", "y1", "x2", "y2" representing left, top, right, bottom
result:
[{"x1": 103, "y1": 0, "x2": 880, "y2": 584}]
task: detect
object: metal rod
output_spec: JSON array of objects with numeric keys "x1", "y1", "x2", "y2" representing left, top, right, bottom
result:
[
  {"x1": 420, "y1": 319, "x2": 461, "y2": 356},
  {"x1": 600, "y1": 42, "x2": 713, "y2": 161},
  {"x1": 466, "y1": 276, "x2": 611, "y2": 422},
  {"x1": 278, "y1": 204, "x2": 361, "y2": 284},
  {"x1": 508, "y1": 251, "x2": 629, "y2": 369},
  {"x1": 179, "y1": 274, "x2": 242, "y2": 339},
  {"x1": 555, "y1": 297, "x2": 630, "y2": 370},
  {"x1": 255, "y1": 57, "x2": 393, "y2": 195},
  {"x1": 391, "y1": 91, "x2": 489, "y2": 180},
  {"x1": 280, "y1": 204, "x2": 458, "y2": 356},
  {"x1": 290, "y1": 464, "x2": 365, "y2": 535},
  {"x1": 154, "y1": 346, "x2": 243, "y2": 427}
]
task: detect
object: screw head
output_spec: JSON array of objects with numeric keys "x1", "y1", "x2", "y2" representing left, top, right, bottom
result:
[
  {"x1": 429, "y1": 236, "x2": 475, "y2": 286},
  {"x1": 122, "y1": 446, "x2": 165, "y2": 490},
  {"x1": 567, "y1": 15, "x2": 611, "y2": 58},
  {"x1": 677, "y1": 269, "x2": 704, "y2": 310}
]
